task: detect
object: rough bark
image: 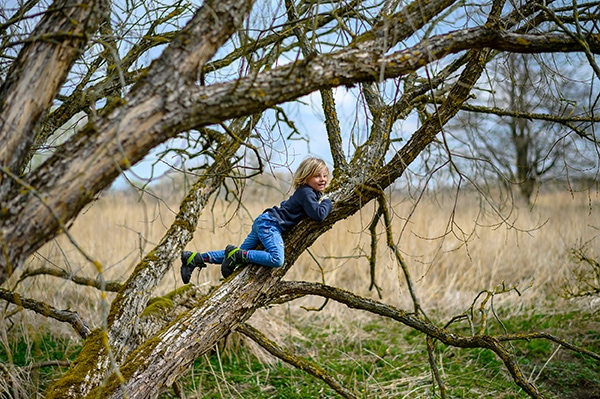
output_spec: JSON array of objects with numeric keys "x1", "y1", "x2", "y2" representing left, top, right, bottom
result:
[
  {"x1": 44, "y1": 123, "x2": 251, "y2": 398},
  {"x1": 0, "y1": 0, "x2": 109, "y2": 192},
  {"x1": 0, "y1": 0, "x2": 255, "y2": 284},
  {"x1": 2, "y1": 7, "x2": 599, "y2": 285},
  {"x1": 1, "y1": 1, "x2": 599, "y2": 398},
  {"x1": 47, "y1": 28, "x2": 488, "y2": 399}
]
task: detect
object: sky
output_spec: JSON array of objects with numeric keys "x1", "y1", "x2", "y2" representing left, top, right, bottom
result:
[{"x1": 114, "y1": 86, "x2": 381, "y2": 190}]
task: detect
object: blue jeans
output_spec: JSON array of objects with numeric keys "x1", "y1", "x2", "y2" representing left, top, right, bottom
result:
[{"x1": 202, "y1": 213, "x2": 285, "y2": 268}]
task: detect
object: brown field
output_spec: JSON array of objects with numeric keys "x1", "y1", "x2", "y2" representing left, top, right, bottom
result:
[{"x1": 12, "y1": 183, "x2": 600, "y2": 336}]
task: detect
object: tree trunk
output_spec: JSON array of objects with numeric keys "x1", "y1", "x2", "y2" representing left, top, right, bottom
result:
[
  {"x1": 2, "y1": 2, "x2": 598, "y2": 398},
  {"x1": 0, "y1": 0, "x2": 255, "y2": 285}
]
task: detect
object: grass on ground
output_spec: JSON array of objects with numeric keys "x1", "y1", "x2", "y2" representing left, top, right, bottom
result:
[{"x1": 3, "y1": 307, "x2": 596, "y2": 399}]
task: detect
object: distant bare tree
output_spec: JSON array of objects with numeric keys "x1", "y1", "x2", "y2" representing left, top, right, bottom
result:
[
  {"x1": 449, "y1": 52, "x2": 599, "y2": 204},
  {"x1": 0, "y1": 1, "x2": 599, "y2": 398}
]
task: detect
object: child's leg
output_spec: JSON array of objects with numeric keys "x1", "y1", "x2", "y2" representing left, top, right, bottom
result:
[
  {"x1": 200, "y1": 250, "x2": 226, "y2": 264},
  {"x1": 243, "y1": 214, "x2": 284, "y2": 268},
  {"x1": 199, "y1": 229, "x2": 260, "y2": 265},
  {"x1": 239, "y1": 228, "x2": 260, "y2": 251}
]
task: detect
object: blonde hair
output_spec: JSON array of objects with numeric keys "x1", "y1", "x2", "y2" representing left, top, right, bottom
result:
[{"x1": 293, "y1": 157, "x2": 328, "y2": 189}]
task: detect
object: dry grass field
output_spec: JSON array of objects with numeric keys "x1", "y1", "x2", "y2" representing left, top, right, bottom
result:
[
  {"x1": 3, "y1": 181, "x2": 599, "y2": 398},
  {"x1": 14, "y1": 183, "x2": 600, "y2": 330}
]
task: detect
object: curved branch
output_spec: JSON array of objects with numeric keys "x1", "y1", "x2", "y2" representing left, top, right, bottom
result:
[
  {"x1": 237, "y1": 323, "x2": 359, "y2": 399},
  {"x1": 20, "y1": 266, "x2": 122, "y2": 292},
  {"x1": 497, "y1": 331, "x2": 600, "y2": 361},
  {"x1": 0, "y1": 288, "x2": 90, "y2": 338},
  {"x1": 268, "y1": 280, "x2": 600, "y2": 399}
]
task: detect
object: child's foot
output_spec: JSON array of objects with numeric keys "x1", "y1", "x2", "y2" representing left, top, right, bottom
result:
[
  {"x1": 180, "y1": 251, "x2": 206, "y2": 284},
  {"x1": 221, "y1": 245, "x2": 247, "y2": 278}
]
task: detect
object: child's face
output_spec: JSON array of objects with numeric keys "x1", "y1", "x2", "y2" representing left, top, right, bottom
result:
[{"x1": 306, "y1": 167, "x2": 329, "y2": 192}]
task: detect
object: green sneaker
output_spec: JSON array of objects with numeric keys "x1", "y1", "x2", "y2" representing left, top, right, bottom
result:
[
  {"x1": 221, "y1": 245, "x2": 247, "y2": 278},
  {"x1": 180, "y1": 251, "x2": 206, "y2": 284}
]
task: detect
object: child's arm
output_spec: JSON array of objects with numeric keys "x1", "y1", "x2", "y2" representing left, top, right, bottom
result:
[{"x1": 300, "y1": 187, "x2": 332, "y2": 221}]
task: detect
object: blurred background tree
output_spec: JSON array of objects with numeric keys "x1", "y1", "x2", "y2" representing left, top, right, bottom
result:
[{"x1": 448, "y1": 52, "x2": 599, "y2": 205}]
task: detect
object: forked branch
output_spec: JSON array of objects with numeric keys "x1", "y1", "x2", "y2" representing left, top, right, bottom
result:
[{"x1": 269, "y1": 280, "x2": 599, "y2": 399}]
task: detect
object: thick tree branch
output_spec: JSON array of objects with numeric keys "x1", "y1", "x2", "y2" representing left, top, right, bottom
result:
[
  {"x1": 0, "y1": 0, "x2": 255, "y2": 285},
  {"x1": 34, "y1": 13, "x2": 182, "y2": 164},
  {"x1": 0, "y1": 0, "x2": 110, "y2": 190},
  {"x1": 45, "y1": 119, "x2": 253, "y2": 398},
  {"x1": 39, "y1": 0, "x2": 361, "y2": 148}
]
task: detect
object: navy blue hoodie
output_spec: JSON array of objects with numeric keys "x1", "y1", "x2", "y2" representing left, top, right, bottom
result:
[{"x1": 264, "y1": 185, "x2": 332, "y2": 231}]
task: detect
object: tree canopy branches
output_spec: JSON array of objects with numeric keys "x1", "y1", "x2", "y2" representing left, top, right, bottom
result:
[{"x1": 0, "y1": 0, "x2": 599, "y2": 398}]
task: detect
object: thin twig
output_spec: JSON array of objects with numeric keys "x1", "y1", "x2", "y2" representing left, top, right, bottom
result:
[
  {"x1": 426, "y1": 335, "x2": 447, "y2": 399},
  {"x1": 377, "y1": 194, "x2": 425, "y2": 317}
]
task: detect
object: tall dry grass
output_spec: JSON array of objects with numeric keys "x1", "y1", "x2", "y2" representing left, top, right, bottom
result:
[{"x1": 7, "y1": 183, "x2": 600, "y2": 338}]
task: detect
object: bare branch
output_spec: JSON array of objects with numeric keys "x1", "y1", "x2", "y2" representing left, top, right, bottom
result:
[
  {"x1": 366, "y1": 205, "x2": 384, "y2": 299},
  {"x1": 462, "y1": 101, "x2": 599, "y2": 125},
  {"x1": 497, "y1": 331, "x2": 600, "y2": 361},
  {"x1": 238, "y1": 323, "x2": 359, "y2": 399},
  {"x1": 269, "y1": 280, "x2": 600, "y2": 398},
  {"x1": 0, "y1": 288, "x2": 90, "y2": 338},
  {"x1": 0, "y1": 0, "x2": 110, "y2": 192},
  {"x1": 377, "y1": 195, "x2": 425, "y2": 316},
  {"x1": 538, "y1": 3, "x2": 600, "y2": 79},
  {"x1": 20, "y1": 266, "x2": 122, "y2": 292},
  {"x1": 426, "y1": 335, "x2": 447, "y2": 399},
  {"x1": 285, "y1": 0, "x2": 347, "y2": 175},
  {"x1": 22, "y1": 360, "x2": 70, "y2": 371}
]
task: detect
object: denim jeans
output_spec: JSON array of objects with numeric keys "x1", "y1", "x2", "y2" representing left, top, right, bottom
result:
[{"x1": 202, "y1": 213, "x2": 285, "y2": 268}]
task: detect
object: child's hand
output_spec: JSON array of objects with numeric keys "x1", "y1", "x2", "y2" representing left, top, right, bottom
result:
[{"x1": 319, "y1": 194, "x2": 332, "y2": 203}]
